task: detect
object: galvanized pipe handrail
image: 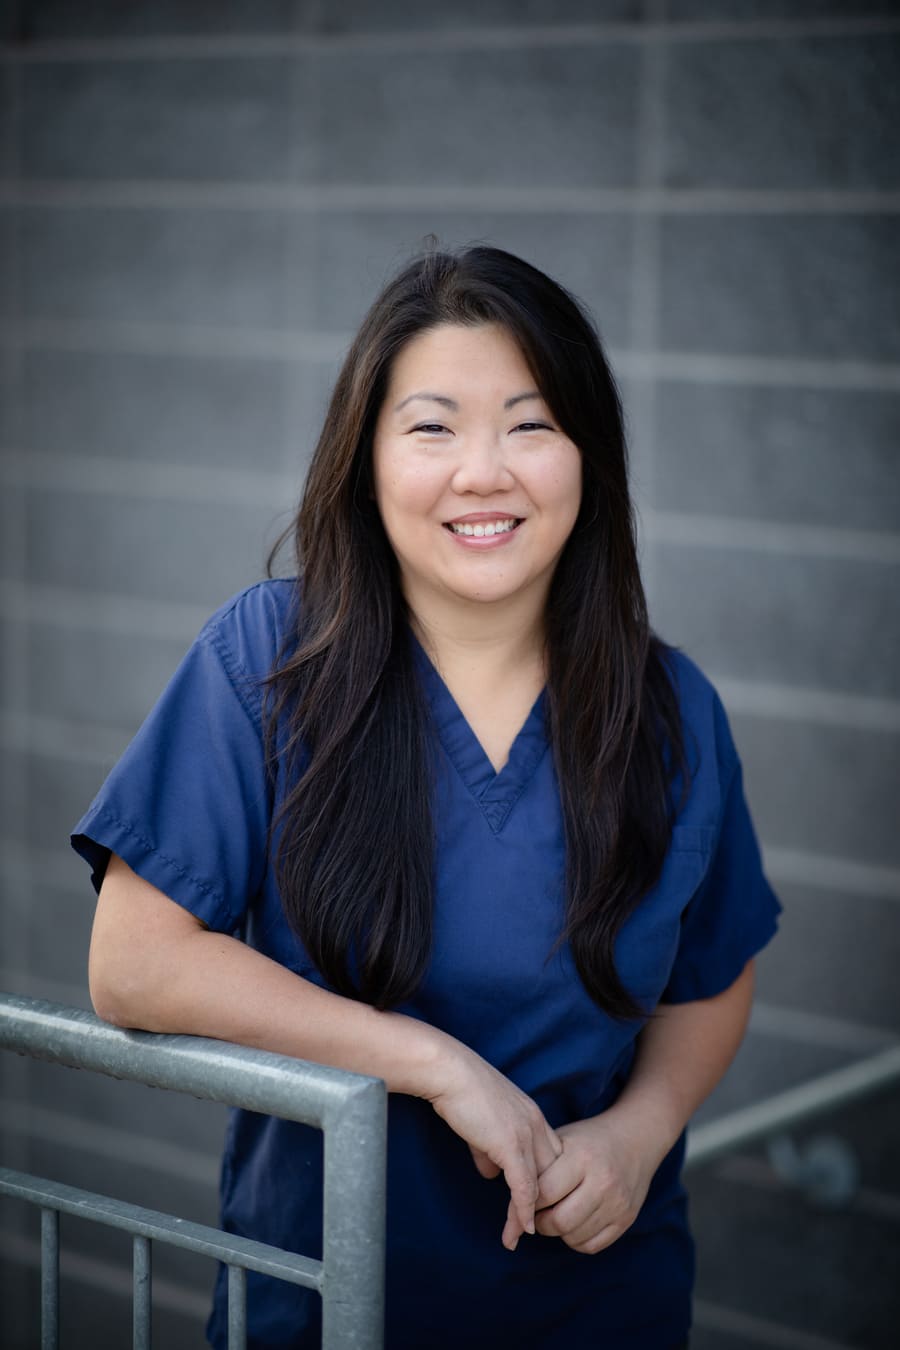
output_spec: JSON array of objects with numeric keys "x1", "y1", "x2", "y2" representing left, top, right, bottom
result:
[
  {"x1": 685, "y1": 1043, "x2": 900, "y2": 1168},
  {"x1": 0, "y1": 993, "x2": 387, "y2": 1350}
]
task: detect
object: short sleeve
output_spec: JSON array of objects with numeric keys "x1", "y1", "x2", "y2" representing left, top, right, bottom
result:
[
  {"x1": 661, "y1": 706, "x2": 781, "y2": 1004},
  {"x1": 71, "y1": 601, "x2": 275, "y2": 935}
]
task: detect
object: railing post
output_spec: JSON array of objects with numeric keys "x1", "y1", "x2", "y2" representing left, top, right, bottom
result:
[
  {"x1": 227, "y1": 1264, "x2": 247, "y2": 1350},
  {"x1": 321, "y1": 1080, "x2": 387, "y2": 1350},
  {"x1": 40, "y1": 1206, "x2": 59, "y2": 1350},
  {"x1": 132, "y1": 1234, "x2": 152, "y2": 1350}
]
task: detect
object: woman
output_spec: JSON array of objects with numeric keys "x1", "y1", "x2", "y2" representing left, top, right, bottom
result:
[{"x1": 74, "y1": 245, "x2": 780, "y2": 1349}]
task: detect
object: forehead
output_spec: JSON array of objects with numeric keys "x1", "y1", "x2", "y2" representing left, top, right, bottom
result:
[{"x1": 383, "y1": 323, "x2": 537, "y2": 401}]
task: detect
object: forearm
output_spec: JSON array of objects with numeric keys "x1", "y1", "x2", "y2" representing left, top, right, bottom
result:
[
  {"x1": 604, "y1": 960, "x2": 756, "y2": 1168},
  {"x1": 90, "y1": 854, "x2": 448, "y2": 1100}
]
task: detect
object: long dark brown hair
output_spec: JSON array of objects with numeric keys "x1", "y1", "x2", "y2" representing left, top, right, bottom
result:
[{"x1": 265, "y1": 244, "x2": 687, "y2": 1019}]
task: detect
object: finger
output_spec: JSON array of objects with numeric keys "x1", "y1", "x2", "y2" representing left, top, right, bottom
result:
[
  {"x1": 569, "y1": 1222, "x2": 623, "y2": 1256},
  {"x1": 534, "y1": 1186, "x2": 597, "y2": 1240},
  {"x1": 534, "y1": 1152, "x2": 581, "y2": 1211},
  {"x1": 502, "y1": 1151, "x2": 539, "y2": 1240},
  {"x1": 534, "y1": 1122, "x2": 564, "y2": 1174},
  {"x1": 502, "y1": 1198, "x2": 525, "y2": 1252}
]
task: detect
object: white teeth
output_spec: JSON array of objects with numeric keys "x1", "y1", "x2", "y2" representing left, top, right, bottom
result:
[{"x1": 449, "y1": 518, "x2": 517, "y2": 537}]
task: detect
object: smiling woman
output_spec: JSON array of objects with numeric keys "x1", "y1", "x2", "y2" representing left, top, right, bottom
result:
[{"x1": 72, "y1": 244, "x2": 779, "y2": 1350}]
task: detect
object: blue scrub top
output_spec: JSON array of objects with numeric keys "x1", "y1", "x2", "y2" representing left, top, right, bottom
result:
[{"x1": 72, "y1": 579, "x2": 780, "y2": 1350}]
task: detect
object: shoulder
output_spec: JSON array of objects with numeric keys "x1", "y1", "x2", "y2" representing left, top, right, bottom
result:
[
  {"x1": 655, "y1": 644, "x2": 740, "y2": 817},
  {"x1": 197, "y1": 579, "x2": 300, "y2": 680}
]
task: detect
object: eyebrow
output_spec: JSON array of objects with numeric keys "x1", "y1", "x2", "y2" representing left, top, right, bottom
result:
[{"x1": 393, "y1": 390, "x2": 543, "y2": 413}]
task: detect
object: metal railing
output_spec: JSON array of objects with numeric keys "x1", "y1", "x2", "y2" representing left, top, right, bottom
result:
[
  {"x1": 0, "y1": 994, "x2": 387, "y2": 1350},
  {"x1": 3, "y1": 993, "x2": 900, "y2": 1347}
]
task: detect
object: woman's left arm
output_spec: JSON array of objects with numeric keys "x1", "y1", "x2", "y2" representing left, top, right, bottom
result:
[{"x1": 503, "y1": 959, "x2": 756, "y2": 1253}]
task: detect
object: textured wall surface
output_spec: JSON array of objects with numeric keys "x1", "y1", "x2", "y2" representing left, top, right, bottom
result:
[{"x1": 1, "y1": 2, "x2": 898, "y2": 1346}]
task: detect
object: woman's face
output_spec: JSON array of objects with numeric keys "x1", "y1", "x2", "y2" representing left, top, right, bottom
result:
[{"x1": 372, "y1": 323, "x2": 582, "y2": 620}]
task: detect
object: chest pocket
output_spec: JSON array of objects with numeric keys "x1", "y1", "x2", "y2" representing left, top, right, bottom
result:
[{"x1": 614, "y1": 825, "x2": 715, "y2": 1012}]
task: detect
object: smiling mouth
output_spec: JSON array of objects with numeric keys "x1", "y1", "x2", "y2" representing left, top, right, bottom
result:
[{"x1": 444, "y1": 518, "x2": 523, "y2": 538}]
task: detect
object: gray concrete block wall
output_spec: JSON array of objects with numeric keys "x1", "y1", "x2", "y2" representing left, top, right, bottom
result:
[{"x1": 1, "y1": 3, "x2": 898, "y2": 1346}]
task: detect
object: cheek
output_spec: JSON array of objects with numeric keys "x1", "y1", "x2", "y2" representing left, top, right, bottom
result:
[{"x1": 375, "y1": 458, "x2": 443, "y2": 528}]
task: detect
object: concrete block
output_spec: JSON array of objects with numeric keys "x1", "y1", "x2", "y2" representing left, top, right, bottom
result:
[
  {"x1": 755, "y1": 882, "x2": 900, "y2": 1033},
  {"x1": 311, "y1": 43, "x2": 639, "y2": 188},
  {"x1": 19, "y1": 0, "x2": 297, "y2": 39},
  {"x1": 730, "y1": 712, "x2": 900, "y2": 869},
  {"x1": 313, "y1": 0, "x2": 641, "y2": 28},
  {"x1": 25, "y1": 487, "x2": 278, "y2": 607},
  {"x1": 22, "y1": 58, "x2": 299, "y2": 182},
  {"x1": 669, "y1": 1, "x2": 898, "y2": 18},
  {"x1": 664, "y1": 35, "x2": 900, "y2": 190},
  {"x1": 0, "y1": 64, "x2": 14, "y2": 179},
  {"x1": 22, "y1": 1053, "x2": 230, "y2": 1154},
  {"x1": 650, "y1": 545, "x2": 900, "y2": 700},
  {"x1": 0, "y1": 210, "x2": 16, "y2": 317},
  {"x1": 660, "y1": 214, "x2": 900, "y2": 361},
  {"x1": 27, "y1": 622, "x2": 191, "y2": 732},
  {"x1": 20, "y1": 348, "x2": 290, "y2": 474},
  {"x1": 652, "y1": 381, "x2": 900, "y2": 534},
  {"x1": 27, "y1": 751, "x2": 114, "y2": 858},
  {"x1": 9, "y1": 876, "x2": 93, "y2": 992},
  {"x1": 20, "y1": 206, "x2": 314, "y2": 329},
  {"x1": 307, "y1": 209, "x2": 634, "y2": 349}
]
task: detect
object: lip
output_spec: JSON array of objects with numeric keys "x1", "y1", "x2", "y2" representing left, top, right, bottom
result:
[
  {"x1": 442, "y1": 513, "x2": 524, "y2": 549},
  {"x1": 443, "y1": 511, "x2": 522, "y2": 525}
]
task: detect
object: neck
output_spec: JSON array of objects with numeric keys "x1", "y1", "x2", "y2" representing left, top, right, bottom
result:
[{"x1": 404, "y1": 584, "x2": 548, "y2": 679}]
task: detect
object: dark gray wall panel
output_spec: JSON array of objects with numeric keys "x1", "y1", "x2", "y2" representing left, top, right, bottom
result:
[
  {"x1": 26, "y1": 490, "x2": 277, "y2": 606},
  {"x1": 0, "y1": 63, "x2": 14, "y2": 179},
  {"x1": 22, "y1": 1054, "x2": 229, "y2": 1152},
  {"x1": 733, "y1": 713, "x2": 900, "y2": 868},
  {"x1": 27, "y1": 753, "x2": 113, "y2": 856},
  {"x1": 20, "y1": 207, "x2": 313, "y2": 328},
  {"x1": 315, "y1": 1, "x2": 642, "y2": 29},
  {"x1": 19, "y1": 348, "x2": 291, "y2": 473},
  {"x1": 660, "y1": 215, "x2": 900, "y2": 361},
  {"x1": 17, "y1": 0, "x2": 299, "y2": 39},
  {"x1": 653, "y1": 382, "x2": 900, "y2": 533},
  {"x1": 12, "y1": 879, "x2": 93, "y2": 992},
  {"x1": 664, "y1": 36, "x2": 900, "y2": 190},
  {"x1": 669, "y1": 1, "x2": 900, "y2": 17},
  {"x1": 27, "y1": 623, "x2": 192, "y2": 730},
  {"x1": 755, "y1": 883, "x2": 900, "y2": 1031},
  {"x1": 0, "y1": 210, "x2": 16, "y2": 316},
  {"x1": 651, "y1": 546, "x2": 900, "y2": 699},
  {"x1": 312, "y1": 44, "x2": 639, "y2": 187},
  {"x1": 308, "y1": 209, "x2": 634, "y2": 344},
  {"x1": 22, "y1": 59, "x2": 299, "y2": 182}
]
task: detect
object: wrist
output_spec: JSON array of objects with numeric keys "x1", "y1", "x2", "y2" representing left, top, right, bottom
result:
[
  {"x1": 600, "y1": 1093, "x2": 685, "y2": 1173},
  {"x1": 379, "y1": 1011, "x2": 463, "y2": 1101}
]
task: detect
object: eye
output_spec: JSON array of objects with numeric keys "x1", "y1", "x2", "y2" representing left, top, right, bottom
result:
[
  {"x1": 410, "y1": 422, "x2": 450, "y2": 435},
  {"x1": 512, "y1": 421, "x2": 553, "y2": 433}
]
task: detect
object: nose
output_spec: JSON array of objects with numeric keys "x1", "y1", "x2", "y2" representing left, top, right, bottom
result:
[{"x1": 450, "y1": 434, "x2": 516, "y2": 495}]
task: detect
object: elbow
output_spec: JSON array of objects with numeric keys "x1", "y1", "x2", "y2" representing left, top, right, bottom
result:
[
  {"x1": 89, "y1": 958, "x2": 146, "y2": 1029},
  {"x1": 88, "y1": 941, "x2": 172, "y2": 1032}
]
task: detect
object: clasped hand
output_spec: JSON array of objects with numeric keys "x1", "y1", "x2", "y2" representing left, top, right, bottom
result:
[
  {"x1": 427, "y1": 1044, "x2": 653, "y2": 1254},
  {"x1": 508, "y1": 1113, "x2": 655, "y2": 1254}
]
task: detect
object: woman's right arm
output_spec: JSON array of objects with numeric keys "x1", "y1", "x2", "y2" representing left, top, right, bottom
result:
[{"x1": 90, "y1": 851, "x2": 559, "y2": 1248}]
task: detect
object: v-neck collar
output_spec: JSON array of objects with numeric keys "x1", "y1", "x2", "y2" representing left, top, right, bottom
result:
[{"x1": 410, "y1": 632, "x2": 549, "y2": 834}]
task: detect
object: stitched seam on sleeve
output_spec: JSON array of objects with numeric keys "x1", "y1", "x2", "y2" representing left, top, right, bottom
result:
[
  {"x1": 202, "y1": 623, "x2": 266, "y2": 734},
  {"x1": 89, "y1": 803, "x2": 234, "y2": 927}
]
